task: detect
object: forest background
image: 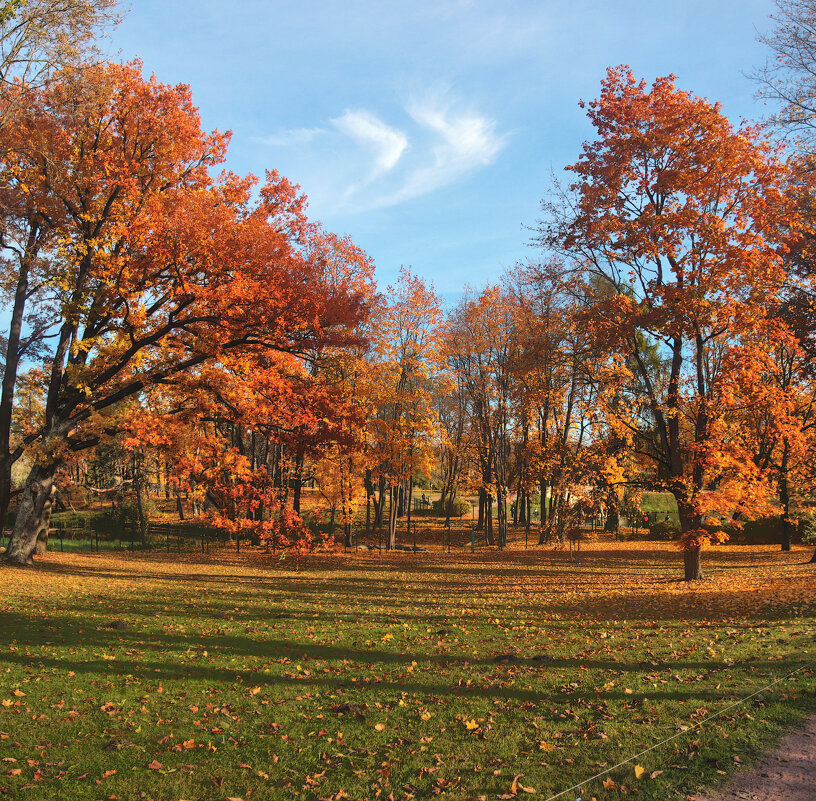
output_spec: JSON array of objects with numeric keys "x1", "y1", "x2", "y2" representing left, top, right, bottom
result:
[{"x1": 2, "y1": 0, "x2": 816, "y2": 585}]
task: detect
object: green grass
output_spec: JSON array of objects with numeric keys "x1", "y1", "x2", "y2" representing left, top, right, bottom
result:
[{"x1": 0, "y1": 541, "x2": 814, "y2": 800}]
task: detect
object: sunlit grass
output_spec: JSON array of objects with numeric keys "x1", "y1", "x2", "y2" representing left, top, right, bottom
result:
[{"x1": 1, "y1": 540, "x2": 814, "y2": 800}]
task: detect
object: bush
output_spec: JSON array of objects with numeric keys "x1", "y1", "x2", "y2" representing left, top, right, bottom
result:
[
  {"x1": 800, "y1": 514, "x2": 816, "y2": 545},
  {"x1": 432, "y1": 497, "x2": 471, "y2": 518},
  {"x1": 648, "y1": 520, "x2": 681, "y2": 541}
]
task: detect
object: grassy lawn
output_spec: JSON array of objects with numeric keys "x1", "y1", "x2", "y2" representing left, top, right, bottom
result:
[{"x1": 1, "y1": 539, "x2": 814, "y2": 801}]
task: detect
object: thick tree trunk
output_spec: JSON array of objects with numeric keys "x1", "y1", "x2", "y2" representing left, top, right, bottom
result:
[
  {"x1": 0, "y1": 228, "x2": 39, "y2": 545},
  {"x1": 477, "y1": 488, "x2": 485, "y2": 531},
  {"x1": 677, "y1": 495, "x2": 705, "y2": 581},
  {"x1": 604, "y1": 487, "x2": 619, "y2": 535},
  {"x1": 683, "y1": 546, "x2": 703, "y2": 581},
  {"x1": 496, "y1": 486, "x2": 507, "y2": 548},
  {"x1": 4, "y1": 465, "x2": 57, "y2": 566}
]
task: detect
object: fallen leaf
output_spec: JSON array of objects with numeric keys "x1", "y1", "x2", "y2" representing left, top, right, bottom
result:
[
  {"x1": 147, "y1": 760, "x2": 162, "y2": 770},
  {"x1": 634, "y1": 764, "x2": 646, "y2": 780},
  {"x1": 374, "y1": 723, "x2": 385, "y2": 731},
  {"x1": 602, "y1": 777, "x2": 618, "y2": 790}
]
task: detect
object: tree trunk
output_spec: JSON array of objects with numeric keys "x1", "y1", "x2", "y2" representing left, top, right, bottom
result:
[
  {"x1": 388, "y1": 485, "x2": 398, "y2": 550},
  {"x1": 365, "y1": 471, "x2": 372, "y2": 539},
  {"x1": 134, "y1": 459, "x2": 149, "y2": 547},
  {"x1": 485, "y1": 495, "x2": 495, "y2": 546},
  {"x1": 4, "y1": 464, "x2": 57, "y2": 566},
  {"x1": 0, "y1": 227, "x2": 40, "y2": 546},
  {"x1": 406, "y1": 477, "x2": 414, "y2": 530},
  {"x1": 779, "y1": 444, "x2": 792, "y2": 552},
  {"x1": 292, "y1": 452, "x2": 303, "y2": 515},
  {"x1": 539, "y1": 480, "x2": 547, "y2": 526},
  {"x1": 683, "y1": 546, "x2": 703, "y2": 581}
]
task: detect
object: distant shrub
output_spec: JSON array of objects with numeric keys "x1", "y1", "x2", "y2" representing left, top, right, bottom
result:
[
  {"x1": 800, "y1": 513, "x2": 816, "y2": 545},
  {"x1": 648, "y1": 520, "x2": 681, "y2": 541},
  {"x1": 432, "y1": 497, "x2": 471, "y2": 517}
]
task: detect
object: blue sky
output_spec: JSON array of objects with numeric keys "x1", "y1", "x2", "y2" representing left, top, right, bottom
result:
[{"x1": 107, "y1": 0, "x2": 778, "y2": 302}]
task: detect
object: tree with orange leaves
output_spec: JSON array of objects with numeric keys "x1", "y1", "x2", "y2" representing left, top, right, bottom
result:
[
  {"x1": 368, "y1": 269, "x2": 441, "y2": 550},
  {"x1": 539, "y1": 67, "x2": 800, "y2": 579},
  {"x1": 1, "y1": 61, "x2": 373, "y2": 565}
]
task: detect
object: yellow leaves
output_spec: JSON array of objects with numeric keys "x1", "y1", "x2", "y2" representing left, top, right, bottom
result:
[
  {"x1": 602, "y1": 776, "x2": 618, "y2": 790},
  {"x1": 634, "y1": 764, "x2": 646, "y2": 780},
  {"x1": 374, "y1": 722, "x2": 385, "y2": 732},
  {"x1": 506, "y1": 774, "x2": 536, "y2": 796},
  {"x1": 12, "y1": 689, "x2": 25, "y2": 697},
  {"x1": 463, "y1": 719, "x2": 480, "y2": 731},
  {"x1": 420, "y1": 711, "x2": 432, "y2": 721}
]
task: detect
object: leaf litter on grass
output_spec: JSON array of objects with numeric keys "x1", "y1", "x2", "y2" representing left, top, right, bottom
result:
[{"x1": 0, "y1": 541, "x2": 814, "y2": 800}]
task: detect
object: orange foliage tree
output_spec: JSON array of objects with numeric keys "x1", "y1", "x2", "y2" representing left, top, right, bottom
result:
[
  {"x1": 368, "y1": 269, "x2": 442, "y2": 550},
  {"x1": 539, "y1": 67, "x2": 801, "y2": 579},
  {"x1": 1, "y1": 62, "x2": 373, "y2": 565}
]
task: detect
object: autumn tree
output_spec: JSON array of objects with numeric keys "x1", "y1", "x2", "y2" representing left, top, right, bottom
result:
[
  {"x1": 753, "y1": 0, "x2": 816, "y2": 148},
  {"x1": 444, "y1": 286, "x2": 521, "y2": 546},
  {"x1": 509, "y1": 265, "x2": 620, "y2": 543},
  {"x1": 368, "y1": 269, "x2": 441, "y2": 550},
  {"x1": 539, "y1": 67, "x2": 798, "y2": 579},
  {"x1": 0, "y1": 0, "x2": 120, "y2": 128},
  {"x1": 1, "y1": 62, "x2": 373, "y2": 565}
]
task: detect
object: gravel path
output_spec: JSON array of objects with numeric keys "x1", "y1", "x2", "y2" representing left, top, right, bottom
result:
[{"x1": 691, "y1": 715, "x2": 816, "y2": 801}]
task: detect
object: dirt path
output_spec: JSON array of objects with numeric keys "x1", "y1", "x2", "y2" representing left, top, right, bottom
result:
[{"x1": 691, "y1": 715, "x2": 816, "y2": 801}]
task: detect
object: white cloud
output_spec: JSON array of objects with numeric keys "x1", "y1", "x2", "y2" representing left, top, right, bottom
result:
[
  {"x1": 331, "y1": 109, "x2": 408, "y2": 177},
  {"x1": 257, "y1": 93, "x2": 507, "y2": 214},
  {"x1": 384, "y1": 93, "x2": 507, "y2": 204},
  {"x1": 254, "y1": 127, "x2": 326, "y2": 146}
]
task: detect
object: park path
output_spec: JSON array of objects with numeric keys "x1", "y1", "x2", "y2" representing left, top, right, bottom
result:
[{"x1": 691, "y1": 714, "x2": 816, "y2": 801}]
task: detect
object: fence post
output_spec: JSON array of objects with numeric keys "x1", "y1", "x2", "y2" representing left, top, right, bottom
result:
[{"x1": 471, "y1": 524, "x2": 475, "y2": 553}]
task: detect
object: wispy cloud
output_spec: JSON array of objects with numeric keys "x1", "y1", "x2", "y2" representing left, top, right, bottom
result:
[
  {"x1": 332, "y1": 109, "x2": 408, "y2": 177},
  {"x1": 379, "y1": 93, "x2": 507, "y2": 206},
  {"x1": 254, "y1": 126, "x2": 326, "y2": 146},
  {"x1": 256, "y1": 91, "x2": 507, "y2": 213}
]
